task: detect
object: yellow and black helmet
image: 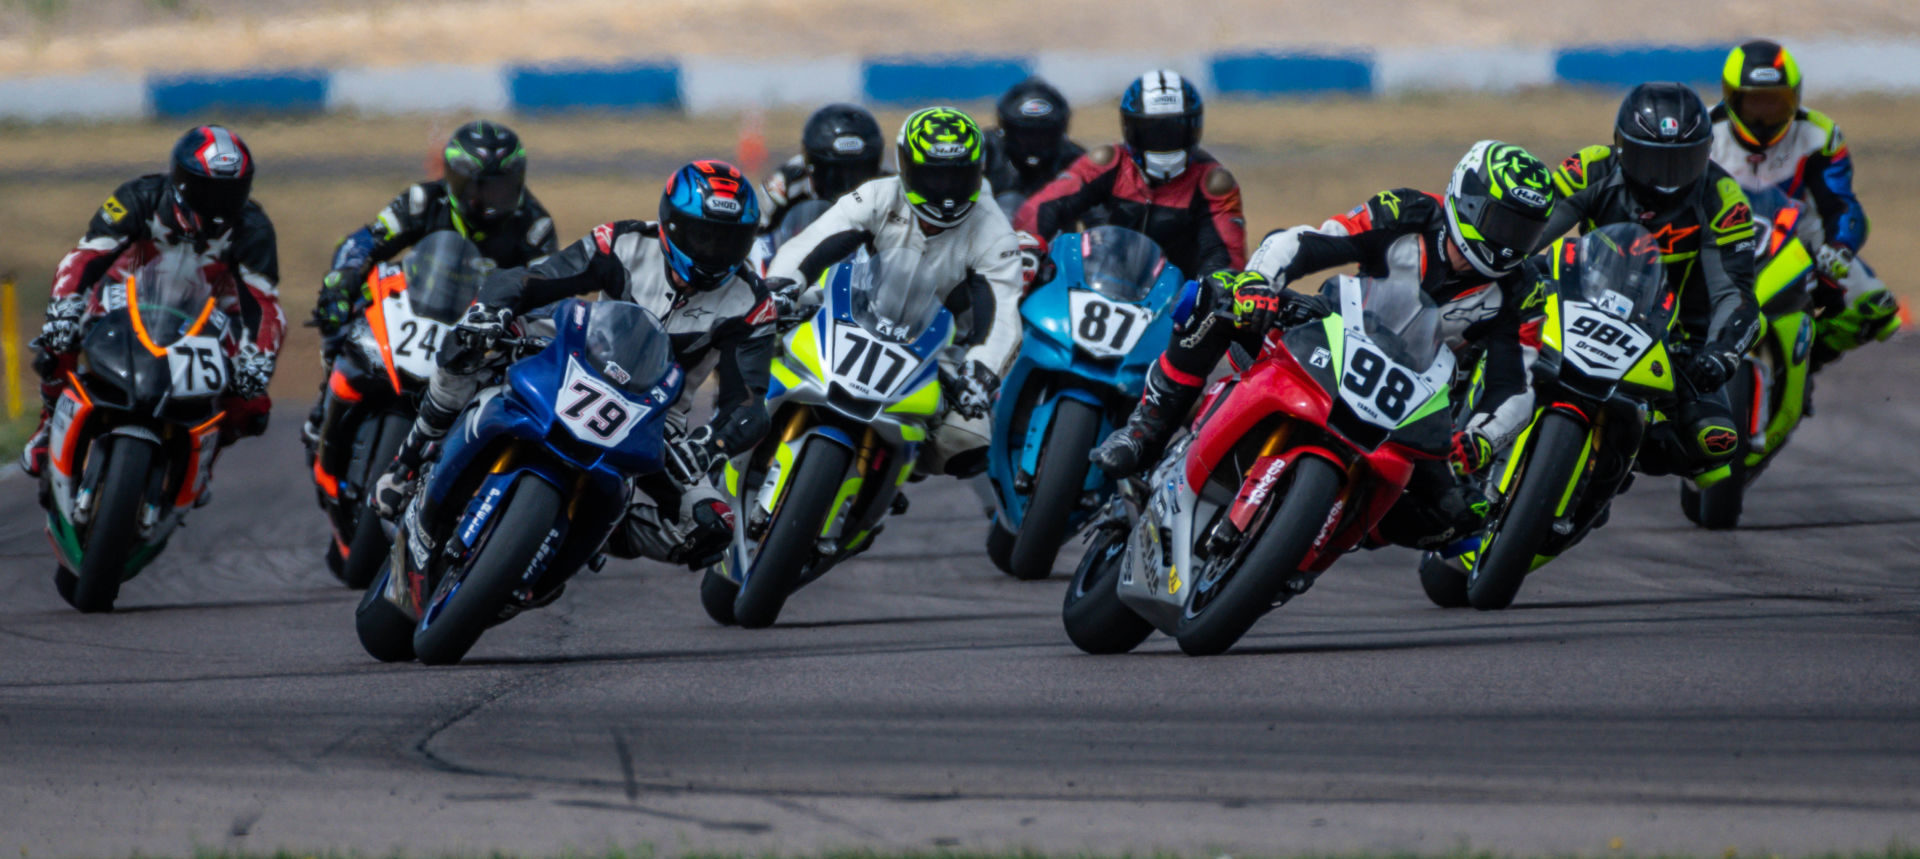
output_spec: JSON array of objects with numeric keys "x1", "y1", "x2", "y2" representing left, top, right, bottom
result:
[
  {"x1": 1722, "y1": 39, "x2": 1803, "y2": 152},
  {"x1": 896, "y1": 106, "x2": 985, "y2": 228}
]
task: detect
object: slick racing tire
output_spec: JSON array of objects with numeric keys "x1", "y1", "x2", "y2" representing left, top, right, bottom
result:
[
  {"x1": 1005, "y1": 398, "x2": 1101, "y2": 581},
  {"x1": 1468, "y1": 411, "x2": 1587, "y2": 610},
  {"x1": 340, "y1": 413, "x2": 409, "y2": 589},
  {"x1": 1687, "y1": 361, "x2": 1754, "y2": 531},
  {"x1": 733, "y1": 440, "x2": 852, "y2": 629},
  {"x1": 1061, "y1": 525, "x2": 1153, "y2": 654},
  {"x1": 985, "y1": 514, "x2": 1016, "y2": 575},
  {"x1": 355, "y1": 563, "x2": 416, "y2": 663},
  {"x1": 700, "y1": 570, "x2": 740, "y2": 626},
  {"x1": 1175, "y1": 456, "x2": 1343, "y2": 657},
  {"x1": 412, "y1": 476, "x2": 563, "y2": 665},
  {"x1": 69, "y1": 435, "x2": 158, "y2": 613},
  {"x1": 1418, "y1": 551, "x2": 1471, "y2": 609}
]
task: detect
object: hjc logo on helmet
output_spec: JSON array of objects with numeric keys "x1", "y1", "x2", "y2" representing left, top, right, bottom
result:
[
  {"x1": 1509, "y1": 186, "x2": 1550, "y2": 208},
  {"x1": 928, "y1": 141, "x2": 969, "y2": 158},
  {"x1": 1018, "y1": 98, "x2": 1054, "y2": 117}
]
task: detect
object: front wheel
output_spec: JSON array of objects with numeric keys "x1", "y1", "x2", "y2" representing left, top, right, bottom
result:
[
  {"x1": 1061, "y1": 526, "x2": 1154, "y2": 654},
  {"x1": 733, "y1": 441, "x2": 854, "y2": 629},
  {"x1": 355, "y1": 563, "x2": 416, "y2": 662},
  {"x1": 1468, "y1": 411, "x2": 1589, "y2": 610},
  {"x1": 1005, "y1": 398, "x2": 1102, "y2": 581},
  {"x1": 339, "y1": 412, "x2": 409, "y2": 589},
  {"x1": 700, "y1": 570, "x2": 740, "y2": 626},
  {"x1": 412, "y1": 476, "x2": 564, "y2": 665},
  {"x1": 1174, "y1": 456, "x2": 1344, "y2": 656},
  {"x1": 1418, "y1": 551, "x2": 1470, "y2": 608},
  {"x1": 68, "y1": 436, "x2": 158, "y2": 613}
]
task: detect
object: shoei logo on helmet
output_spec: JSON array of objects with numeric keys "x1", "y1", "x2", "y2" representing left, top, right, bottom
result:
[
  {"x1": 1659, "y1": 117, "x2": 1680, "y2": 136},
  {"x1": 1019, "y1": 98, "x2": 1054, "y2": 117},
  {"x1": 704, "y1": 196, "x2": 742, "y2": 217},
  {"x1": 1141, "y1": 70, "x2": 1186, "y2": 114},
  {"x1": 1749, "y1": 67, "x2": 1783, "y2": 84},
  {"x1": 832, "y1": 134, "x2": 867, "y2": 155},
  {"x1": 1510, "y1": 185, "x2": 1550, "y2": 208}
]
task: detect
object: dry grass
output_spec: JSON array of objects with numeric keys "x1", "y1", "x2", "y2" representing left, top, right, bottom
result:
[{"x1": 3, "y1": 93, "x2": 1914, "y2": 398}]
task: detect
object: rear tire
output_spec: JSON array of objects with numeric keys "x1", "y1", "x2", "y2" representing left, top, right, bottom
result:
[
  {"x1": 412, "y1": 476, "x2": 563, "y2": 665},
  {"x1": 1174, "y1": 456, "x2": 1344, "y2": 656},
  {"x1": 339, "y1": 413, "x2": 409, "y2": 589},
  {"x1": 355, "y1": 563, "x2": 416, "y2": 662},
  {"x1": 68, "y1": 436, "x2": 157, "y2": 613},
  {"x1": 1005, "y1": 399, "x2": 1101, "y2": 581},
  {"x1": 733, "y1": 441, "x2": 853, "y2": 629},
  {"x1": 1418, "y1": 551, "x2": 1470, "y2": 608},
  {"x1": 1468, "y1": 412, "x2": 1588, "y2": 610},
  {"x1": 1061, "y1": 526, "x2": 1154, "y2": 654},
  {"x1": 700, "y1": 570, "x2": 740, "y2": 626},
  {"x1": 1691, "y1": 361, "x2": 1753, "y2": 530}
]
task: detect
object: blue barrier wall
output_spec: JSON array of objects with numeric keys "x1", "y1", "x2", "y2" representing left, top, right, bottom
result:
[
  {"x1": 862, "y1": 56, "x2": 1031, "y2": 103},
  {"x1": 1210, "y1": 52, "x2": 1373, "y2": 96},
  {"x1": 148, "y1": 70, "x2": 328, "y2": 117},
  {"x1": 506, "y1": 61, "x2": 681, "y2": 112},
  {"x1": 1554, "y1": 46, "x2": 1727, "y2": 87}
]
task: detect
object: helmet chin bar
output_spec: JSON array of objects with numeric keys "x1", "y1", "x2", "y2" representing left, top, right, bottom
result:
[{"x1": 1142, "y1": 150, "x2": 1189, "y2": 181}]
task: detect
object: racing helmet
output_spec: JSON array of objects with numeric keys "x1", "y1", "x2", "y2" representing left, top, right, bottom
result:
[
  {"x1": 801, "y1": 103, "x2": 884, "y2": 202},
  {"x1": 996, "y1": 77, "x2": 1072, "y2": 169},
  {"x1": 1120, "y1": 70, "x2": 1203, "y2": 182},
  {"x1": 659, "y1": 160, "x2": 761, "y2": 292},
  {"x1": 443, "y1": 120, "x2": 528, "y2": 229},
  {"x1": 1722, "y1": 40, "x2": 1803, "y2": 152},
  {"x1": 895, "y1": 107, "x2": 986, "y2": 228},
  {"x1": 168, "y1": 125, "x2": 254, "y2": 239},
  {"x1": 1614, "y1": 82, "x2": 1714, "y2": 209},
  {"x1": 1444, "y1": 140, "x2": 1557, "y2": 279}
]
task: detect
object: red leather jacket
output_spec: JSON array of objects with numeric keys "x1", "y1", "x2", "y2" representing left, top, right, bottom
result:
[{"x1": 1015, "y1": 144, "x2": 1247, "y2": 278}]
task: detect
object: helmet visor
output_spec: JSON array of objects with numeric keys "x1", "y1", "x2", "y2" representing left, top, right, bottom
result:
[
  {"x1": 177, "y1": 174, "x2": 251, "y2": 227},
  {"x1": 1618, "y1": 137, "x2": 1711, "y2": 192},
  {"x1": 458, "y1": 172, "x2": 523, "y2": 221},
  {"x1": 810, "y1": 158, "x2": 880, "y2": 201},
  {"x1": 1123, "y1": 114, "x2": 1198, "y2": 154},
  {"x1": 666, "y1": 213, "x2": 757, "y2": 273},
  {"x1": 1458, "y1": 195, "x2": 1550, "y2": 264},
  {"x1": 1728, "y1": 87, "x2": 1798, "y2": 145},
  {"x1": 900, "y1": 159, "x2": 982, "y2": 210},
  {"x1": 1004, "y1": 126, "x2": 1063, "y2": 163}
]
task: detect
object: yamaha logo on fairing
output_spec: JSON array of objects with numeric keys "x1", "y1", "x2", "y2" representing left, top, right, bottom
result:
[
  {"x1": 1510, "y1": 186, "x2": 1550, "y2": 208},
  {"x1": 1019, "y1": 98, "x2": 1054, "y2": 117},
  {"x1": 832, "y1": 135, "x2": 867, "y2": 155}
]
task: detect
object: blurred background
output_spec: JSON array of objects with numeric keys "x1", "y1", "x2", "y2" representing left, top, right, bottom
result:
[{"x1": 3, "y1": 0, "x2": 1918, "y2": 426}]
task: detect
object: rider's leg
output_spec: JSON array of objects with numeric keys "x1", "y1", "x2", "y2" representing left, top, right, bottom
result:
[{"x1": 1089, "y1": 279, "x2": 1241, "y2": 477}]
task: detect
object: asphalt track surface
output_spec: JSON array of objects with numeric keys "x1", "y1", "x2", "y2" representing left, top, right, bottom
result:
[{"x1": 1, "y1": 341, "x2": 1916, "y2": 857}]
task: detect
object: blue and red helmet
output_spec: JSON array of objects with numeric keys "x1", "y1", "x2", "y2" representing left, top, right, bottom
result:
[
  {"x1": 659, "y1": 160, "x2": 760, "y2": 292},
  {"x1": 168, "y1": 125, "x2": 254, "y2": 238}
]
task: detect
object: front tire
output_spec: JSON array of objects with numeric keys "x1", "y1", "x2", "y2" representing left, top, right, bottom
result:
[
  {"x1": 68, "y1": 436, "x2": 158, "y2": 613},
  {"x1": 1174, "y1": 456, "x2": 1344, "y2": 656},
  {"x1": 1418, "y1": 551, "x2": 1470, "y2": 608},
  {"x1": 1468, "y1": 412, "x2": 1588, "y2": 610},
  {"x1": 339, "y1": 413, "x2": 409, "y2": 589},
  {"x1": 1061, "y1": 526, "x2": 1153, "y2": 654},
  {"x1": 700, "y1": 570, "x2": 740, "y2": 626},
  {"x1": 1005, "y1": 398, "x2": 1101, "y2": 581},
  {"x1": 412, "y1": 476, "x2": 563, "y2": 665},
  {"x1": 355, "y1": 563, "x2": 416, "y2": 662},
  {"x1": 733, "y1": 441, "x2": 853, "y2": 629}
]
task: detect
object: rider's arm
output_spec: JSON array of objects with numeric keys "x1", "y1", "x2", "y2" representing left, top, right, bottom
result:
[
  {"x1": 1247, "y1": 190, "x2": 1426, "y2": 284},
  {"x1": 1541, "y1": 146, "x2": 1610, "y2": 248},
  {"x1": 333, "y1": 184, "x2": 435, "y2": 274},
  {"x1": 1700, "y1": 174, "x2": 1762, "y2": 353},
  {"x1": 1189, "y1": 164, "x2": 1249, "y2": 276},
  {"x1": 765, "y1": 185, "x2": 877, "y2": 286},
  {"x1": 230, "y1": 207, "x2": 287, "y2": 358},
  {"x1": 962, "y1": 215, "x2": 1026, "y2": 377},
  {"x1": 1013, "y1": 147, "x2": 1121, "y2": 240},
  {"x1": 1800, "y1": 111, "x2": 1869, "y2": 252},
  {"x1": 477, "y1": 221, "x2": 630, "y2": 315},
  {"x1": 707, "y1": 281, "x2": 779, "y2": 453},
  {"x1": 50, "y1": 178, "x2": 147, "y2": 301},
  {"x1": 517, "y1": 191, "x2": 560, "y2": 263}
]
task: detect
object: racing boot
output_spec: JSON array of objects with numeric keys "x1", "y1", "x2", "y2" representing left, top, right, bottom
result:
[
  {"x1": 369, "y1": 422, "x2": 441, "y2": 520},
  {"x1": 1090, "y1": 361, "x2": 1201, "y2": 478},
  {"x1": 18, "y1": 404, "x2": 51, "y2": 478}
]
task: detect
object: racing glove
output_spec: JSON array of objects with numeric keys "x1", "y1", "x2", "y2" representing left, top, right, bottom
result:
[
  {"x1": 1816, "y1": 243, "x2": 1855, "y2": 281},
  {"x1": 764, "y1": 276, "x2": 804, "y2": 317},
  {"x1": 229, "y1": 346, "x2": 275, "y2": 400},
  {"x1": 1449, "y1": 428, "x2": 1495, "y2": 476},
  {"x1": 665, "y1": 425, "x2": 718, "y2": 486},
  {"x1": 441, "y1": 302, "x2": 514, "y2": 373},
  {"x1": 313, "y1": 265, "x2": 366, "y2": 333},
  {"x1": 1015, "y1": 231, "x2": 1050, "y2": 292},
  {"x1": 1213, "y1": 270, "x2": 1282, "y2": 331},
  {"x1": 941, "y1": 359, "x2": 1000, "y2": 420},
  {"x1": 38, "y1": 296, "x2": 88, "y2": 354},
  {"x1": 1683, "y1": 347, "x2": 1741, "y2": 393},
  {"x1": 1280, "y1": 292, "x2": 1333, "y2": 327}
]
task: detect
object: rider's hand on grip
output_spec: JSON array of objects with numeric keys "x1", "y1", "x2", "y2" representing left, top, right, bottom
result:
[
  {"x1": 1212, "y1": 270, "x2": 1280, "y2": 331},
  {"x1": 440, "y1": 302, "x2": 514, "y2": 373},
  {"x1": 313, "y1": 266, "x2": 365, "y2": 332},
  {"x1": 1683, "y1": 348, "x2": 1740, "y2": 393},
  {"x1": 1449, "y1": 428, "x2": 1493, "y2": 476},
  {"x1": 230, "y1": 346, "x2": 275, "y2": 399},
  {"x1": 942, "y1": 360, "x2": 999, "y2": 420},
  {"x1": 1015, "y1": 231, "x2": 1050, "y2": 292},
  {"x1": 39, "y1": 296, "x2": 87, "y2": 354},
  {"x1": 1280, "y1": 293, "x2": 1333, "y2": 328},
  {"x1": 666, "y1": 425, "x2": 718, "y2": 486}
]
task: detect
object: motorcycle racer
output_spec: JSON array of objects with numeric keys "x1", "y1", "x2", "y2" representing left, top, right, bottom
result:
[
  {"x1": 23, "y1": 125, "x2": 284, "y2": 477},
  {"x1": 1541, "y1": 82, "x2": 1761, "y2": 480},
  {"x1": 983, "y1": 77, "x2": 1085, "y2": 198},
  {"x1": 765, "y1": 106, "x2": 1024, "y2": 478},
  {"x1": 1092, "y1": 140, "x2": 1559, "y2": 547},
  {"x1": 761, "y1": 103, "x2": 887, "y2": 233},
  {"x1": 1711, "y1": 39, "x2": 1901, "y2": 367},
  {"x1": 371, "y1": 160, "x2": 777, "y2": 569},
  {"x1": 1014, "y1": 70, "x2": 1247, "y2": 280}
]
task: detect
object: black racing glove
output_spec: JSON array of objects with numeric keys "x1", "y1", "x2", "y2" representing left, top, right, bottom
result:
[
  {"x1": 1684, "y1": 347, "x2": 1741, "y2": 392},
  {"x1": 439, "y1": 302, "x2": 514, "y2": 374},
  {"x1": 313, "y1": 266, "x2": 366, "y2": 333},
  {"x1": 1280, "y1": 292, "x2": 1333, "y2": 327}
]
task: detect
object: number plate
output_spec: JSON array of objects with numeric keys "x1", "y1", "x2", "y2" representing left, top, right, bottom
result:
[
  {"x1": 828, "y1": 322, "x2": 922, "y2": 399},
  {"x1": 557, "y1": 358, "x2": 649, "y2": 447},
  {"x1": 1067, "y1": 290, "x2": 1151, "y2": 360},
  {"x1": 1561, "y1": 303, "x2": 1651, "y2": 378},
  {"x1": 381, "y1": 295, "x2": 450, "y2": 382},
  {"x1": 166, "y1": 335, "x2": 227, "y2": 398},
  {"x1": 1339, "y1": 339, "x2": 1439, "y2": 429}
]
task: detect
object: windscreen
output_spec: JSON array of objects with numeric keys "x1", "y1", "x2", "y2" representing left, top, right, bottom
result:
[
  {"x1": 1078, "y1": 226, "x2": 1167, "y2": 302},
  {"x1": 848, "y1": 248, "x2": 945, "y2": 343},
  {"x1": 1353, "y1": 274, "x2": 1445, "y2": 373},
  {"x1": 582, "y1": 301, "x2": 672, "y2": 395},
  {"x1": 768, "y1": 200, "x2": 833, "y2": 254},
  {"x1": 402, "y1": 231, "x2": 487, "y2": 323},
  {"x1": 1573, "y1": 223, "x2": 1667, "y2": 329},
  {"x1": 123, "y1": 249, "x2": 216, "y2": 348}
]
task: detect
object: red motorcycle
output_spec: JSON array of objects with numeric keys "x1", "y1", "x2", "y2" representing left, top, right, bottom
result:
[{"x1": 1062, "y1": 273, "x2": 1457, "y2": 655}]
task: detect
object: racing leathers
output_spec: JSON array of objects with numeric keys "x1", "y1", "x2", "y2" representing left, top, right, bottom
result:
[
  {"x1": 1015, "y1": 143, "x2": 1247, "y2": 278},
  {"x1": 760, "y1": 155, "x2": 894, "y2": 233},
  {"x1": 766, "y1": 175, "x2": 1024, "y2": 476},
  {"x1": 28, "y1": 174, "x2": 284, "y2": 472},
  {"x1": 1543, "y1": 145, "x2": 1762, "y2": 478},
  {"x1": 378, "y1": 220, "x2": 778, "y2": 567},
  {"x1": 1709, "y1": 106, "x2": 1900, "y2": 364}
]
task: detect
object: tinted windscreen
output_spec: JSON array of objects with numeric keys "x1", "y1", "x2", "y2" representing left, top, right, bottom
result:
[
  {"x1": 124, "y1": 249, "x2": 216, "y2": 347},
  {"x1": 1573, "y1": 223, "x2": 1668, "y2": 329},
  {"x1": 1078, "y1": 226, "x2": 1167, "y2": 302},
  {"x1": 402, "y1": 231, "x2": 486, "y2": 323},
  {"x1": 581, "y1": 301, "x2": 673, "y2": 395},
  {"x1": 1352, "y1": 274, "x2": 1445, "y2": 373},
  {"x1": 847, "y1": 248, "x2": 945, "y2": 343}
]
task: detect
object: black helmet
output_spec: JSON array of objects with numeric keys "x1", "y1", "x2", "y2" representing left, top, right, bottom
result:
[
  {"x1": 801, "y1": 103, "x2": 884, "y2": 201},
  {"x1": 995, "y1": 77, "x2": 1071, "y2": 169},
  {"x1": 1614, "y1": 82, "x2": 1713, "y2": 209},
  {"x1": 443, "y1": 120, "x2": 527, "y2": 228},
  {"x1": 1721, "y1": 40, "x2": 1802, "y2": 152},
  {"x1": 1120, "y1": 70, "x2": 1203, "y2": 181},
  {"x1": 168, "y1": 125, "x2": 254, "y2": 238}
]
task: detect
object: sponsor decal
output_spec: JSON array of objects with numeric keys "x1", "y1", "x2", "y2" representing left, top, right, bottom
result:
[
  {"x1": 592, "y1": 222, "x2": 617, "y2": 254},
  {"x1": 746, "y1": 296, "x2": 778, "y2": 326},
  {"x1": 602, "y1": 361, "x2": 631, "y2": 385},
  {"x1": 927, "y1": 141, "x2": 969, "y2": 158},
  {"x1": 525, "y1": 528, "x2": 561, "y2": 582},
  {"x1": 1645, "y1": 221, "x2": 1702, "y2": 255},
  {"x1": 832, "y1": 134, "x2": 867, "y2": 155},
  {"x1": 1309, "y1": 346, "x2": 1332, "y2": 368},
  {"x1": 1244, "y1": 458, "x2": 1288, "y2": 508},
  {"x1": 461, "y1": 485, "x2": 504, "y2": 548},
  {"x1": 1310, "y1": 499, "x2": 1345, "y2": 554},
  {"x1": 1699, "y1": 426, "x2": 1738, "y2": 455},
  {"x1": 704, "y1": 196, "x2": 742, "y2": 217},
  {"x1": 100, "y1": 195, "x2": 128, "y2": 223},
  {"x1": 1560, "y1": 154, "x2": 1586, "y2": 186},
  {"x1": 1510, "y1": 185, "x2": 1549, "y2": 208},
  {"x1": 1659, "y1": 116, "x2": 1680, "y2": 136},
  {"x1": 1019, "y1": 98, "x2": 1054, "y2": 117},
  {"x1": 1749, "y1": 67, "x2": 1783, "y2": 84},
  {"x1": 1714, "y1": 201, "x2": 1753, "y2": 233}
]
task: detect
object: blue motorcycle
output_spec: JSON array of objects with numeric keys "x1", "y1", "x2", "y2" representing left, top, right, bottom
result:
[
  {"x1": 356, "y1": 298, "x2": 683, "y2": 665},
  {"x1": 984, "y1": 226, "x2": 1184, "y2": 580}
]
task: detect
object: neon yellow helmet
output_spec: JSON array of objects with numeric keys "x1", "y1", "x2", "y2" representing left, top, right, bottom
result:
[
  {"x1": 1722, "y1": 39, "x2": 1803, "y2": 151},
  {"x1": 895, "y1": 106, "x2": 985, "y2": 227}
]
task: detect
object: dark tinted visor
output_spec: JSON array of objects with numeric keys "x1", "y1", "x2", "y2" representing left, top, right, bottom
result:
[
  {"x1": 460, "y1": 173, "x2": 523, "y2": 219},
  {"x1": 1123, "y1": 114, "x2": 1198, "y2": 153},
  {"x1": 1618, "y1": 137, "x2": 1711, "y2": 191},
  {"x1": 667, "y1": 212, "x2": 758, "y2": 271},
  {"x1": 178, "y1": 174, "x2": 251, "y2": 225},
  {"x1": 1004, "y1": 126, "x2": 1064, "y2": 161},
  {"x1": 901, "y1": 160, "x2": 982, "y2": 207},
  {"x1": 810, "y1": 158, "x2": 880, "y2": 200},
  {"x1": 1729, "y1": 88, "x2": 1797, "y2": 143}
]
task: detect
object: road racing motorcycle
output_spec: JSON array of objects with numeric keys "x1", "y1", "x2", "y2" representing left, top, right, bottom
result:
[
  {"x1": 40, "y1": 249, "x2": 235, "y2": 612},
  {"x1": 1062, "y1": 272, "x2": 1455, "y2": 655},
  {"x1": 311, "y1": 231, "x2": 484, "y2": 588},
  {"x1": 699, "y1": 248, "x2": 951, "y2": 628},
  {"x1": 355, "y1": 298, "x2": 682, "y2": 664},
  {"x1": 983, "y1": 226, "x2": 1181, "y2": 580}
]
